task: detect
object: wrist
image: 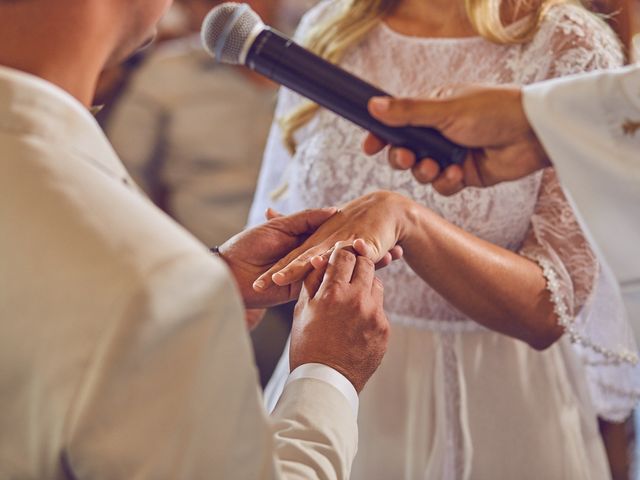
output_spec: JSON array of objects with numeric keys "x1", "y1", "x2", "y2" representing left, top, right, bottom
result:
[
  {"x1": 394, "y1": 193, "x2": 425, "y2": 246},
  {"x1": 291, "y1": 357, "x2": 363, "y2": 393},
  {"x1": 399, "y1": 199, "x2": 440, "y2": 260}
]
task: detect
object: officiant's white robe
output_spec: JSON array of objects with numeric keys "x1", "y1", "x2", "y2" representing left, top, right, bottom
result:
[
  {"x1": 0, "y1": 65, "x2": 358, "y2": 479},
  {"x1": 523, "y1": 65, "x2": 640, "y2": 336}
]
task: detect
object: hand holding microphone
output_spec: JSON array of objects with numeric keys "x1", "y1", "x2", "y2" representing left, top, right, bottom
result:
[
  {"x1": 200, "y1": 2, "x2": 467, "y2": 169},
  {"x1": 363, "y1": 86, "x2": 551, "y2": 195}
]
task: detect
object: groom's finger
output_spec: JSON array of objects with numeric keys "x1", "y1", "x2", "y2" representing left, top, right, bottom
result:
[
  {"x1": 265, "y1": 208, "x2": 283, "y2": 220},
  {"x1": 351, "y1": 255, "x2": 375, "y2": 288},
  {"x1": 274, "y1": 207, "x2": 338, "y2": 237},
  {"x1": 318, "y1": 248, "x2": 357, "y2": 295},
  {"x1": 302, "y1": 262, "x2": 325, "y2": 300}
]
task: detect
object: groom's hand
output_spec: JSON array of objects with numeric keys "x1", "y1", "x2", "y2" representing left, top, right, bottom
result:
[
  {"x1": 218, "y1": 208, "x2": 337, "y2": 313},
  {"x1": 291, "y1": 248, "x2": 389, "y2": 393}
]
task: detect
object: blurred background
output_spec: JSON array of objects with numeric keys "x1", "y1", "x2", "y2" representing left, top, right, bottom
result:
[
  {"x1": 95, "y1": 1, "x2": 640, "y2": 478},
  {"x1": 95, "y1": 0, "x2": 315, "y2": 395}
]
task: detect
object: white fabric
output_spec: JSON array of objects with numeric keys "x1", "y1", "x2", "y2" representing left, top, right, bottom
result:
[
  {"x1": 523, "y1": 65, "x2": 640, "y2": 421},
  {"x1": 288, "y1": 363, "x2": 359, "y2": 415},
  {"x1": 523, "y1": 65, "x2": 640, "y2": 327},
  {"x1": 253, "y1": 2, "x2": 637, "y2": 478},
  {"x1": 0, "y1": 65, "x2": 358, "y2": 479}
]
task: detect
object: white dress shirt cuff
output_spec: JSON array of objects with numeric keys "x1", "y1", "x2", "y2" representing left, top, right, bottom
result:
[{"x1": 286, "y1": 363, "x2": 359, "y2": 416}]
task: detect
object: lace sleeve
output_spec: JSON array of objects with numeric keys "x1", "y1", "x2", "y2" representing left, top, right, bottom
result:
[
  {"x1": 519, "y1": 169, "x2": 597, "y2": 329},
  {"x1": 540, "y1": 4, "x2": 623, "y2": 79},
  {"x1": 517, "y1": 6, "x2": 639, "y2": 421},
  {"x1": 246, "y1": 1, "x2": 338, "y2": 227},
  {"x1": 520, "y1": 168, "x2": 640, "y2": 421}
]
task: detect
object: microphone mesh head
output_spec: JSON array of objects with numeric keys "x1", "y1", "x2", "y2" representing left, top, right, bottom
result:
[{"x1": 201, "y1": 2, "x2": 263, "y2": 65}]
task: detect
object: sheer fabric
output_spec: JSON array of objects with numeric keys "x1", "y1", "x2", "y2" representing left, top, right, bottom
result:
[{"x1": 251, "y1": 2, "x2": 640, "y2": 477}]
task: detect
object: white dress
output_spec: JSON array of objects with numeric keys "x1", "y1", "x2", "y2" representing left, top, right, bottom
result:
[{"x1": 249, "y1": 3, "x2": 640, "y2": 478}]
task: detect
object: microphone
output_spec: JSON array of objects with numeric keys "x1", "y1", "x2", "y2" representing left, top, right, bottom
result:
[{"x1": 201, "y1": 3, "x2": 468, "y2": 169}]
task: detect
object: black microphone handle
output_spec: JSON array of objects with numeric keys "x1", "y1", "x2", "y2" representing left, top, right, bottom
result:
[{"x1": 246, "y1": 29, "x2": 467, "y2": 168}]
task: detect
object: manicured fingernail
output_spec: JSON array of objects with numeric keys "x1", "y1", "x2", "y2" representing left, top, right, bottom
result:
[
  {"x1": 253, "y1": 279, "x2": 266, "y2": 291},
  {"x1": 371, "y1": 97, "x2": 390, "y2": 112},
  {"x1": 272, "y1": 272, "x2": 286, "y2": 284}
]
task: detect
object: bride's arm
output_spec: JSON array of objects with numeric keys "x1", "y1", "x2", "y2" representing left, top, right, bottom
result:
[
  {"x1": 397, "y1": 193, "x2": 562, "y2": 350},
  {"x1": 255, "y1": 176, "x2": 596, "y2": 351}
]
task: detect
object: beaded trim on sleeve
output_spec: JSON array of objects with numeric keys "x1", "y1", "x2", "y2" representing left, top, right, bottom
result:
[{"x1": 528, "y1": 253, "x2": 639, "y2": 366}]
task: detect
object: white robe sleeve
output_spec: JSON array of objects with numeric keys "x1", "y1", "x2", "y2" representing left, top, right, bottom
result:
[
  {"x1": 514, "y1": 6, "x2": 640, "y2": 419},
  {"x1": 519, "y1": 169, "x2": 640, "y2": 420},
  {"x1": 523, "y1": 66, "x2": 640, "y2": 341}
]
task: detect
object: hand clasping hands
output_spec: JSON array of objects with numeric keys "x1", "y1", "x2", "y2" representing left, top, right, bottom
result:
[
  {"x1": 291, "y1": 247, "x2": 389, "y2": 393},
  {"x1": 253, "y1": 191, "x2": 409, "y2": 294},
  {"x1": 219, "y1": 205, "x2": 402, "y2": 330},
  {"x1": 219, "y1": 208, "x2": 338, "y2": 318}
]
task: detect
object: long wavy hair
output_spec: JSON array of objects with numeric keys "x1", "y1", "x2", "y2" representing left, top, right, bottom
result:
[{"x1": 281, "y1": 0, "x2": 581, "y2": 153}]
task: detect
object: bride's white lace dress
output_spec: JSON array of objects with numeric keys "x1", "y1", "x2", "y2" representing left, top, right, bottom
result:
[{"x1": 249, "y1": 3, "x2": 640, "y2": 478}]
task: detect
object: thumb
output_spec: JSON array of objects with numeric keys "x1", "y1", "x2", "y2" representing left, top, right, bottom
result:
[
  {"x1": 353, "y1": 238, "x2": 383, "y2": 262},
  {"x1": 302, "y1": 263, "x2": 325, "y2": 301},
  {"x1": 368, "y1": 96, "x2": 448, "y2": 128},
  {"x1": 274, "y1": 207, "x2": 338, "y2": 237}
]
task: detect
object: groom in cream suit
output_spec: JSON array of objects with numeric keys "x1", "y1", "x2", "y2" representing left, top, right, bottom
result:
[{"x1": 0, "y1": 0, "x2": 392, "y2": 478}]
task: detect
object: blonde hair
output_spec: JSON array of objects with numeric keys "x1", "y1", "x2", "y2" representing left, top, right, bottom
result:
[{"x1": 281, "y1": 0, "x2": 579, "y2": 153}]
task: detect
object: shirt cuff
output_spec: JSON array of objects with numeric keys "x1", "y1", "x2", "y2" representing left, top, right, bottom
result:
[{"x1": 286, "y1": 363, "x2": 359, "y2": 416}]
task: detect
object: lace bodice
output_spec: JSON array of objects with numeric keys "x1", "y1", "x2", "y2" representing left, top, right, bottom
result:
[
  {"x1": 250, "y1": 2, "x2": 621, "y2": 323},
  {"x1": 250, "y1": 2, "x2": 639, "y2": 418}
]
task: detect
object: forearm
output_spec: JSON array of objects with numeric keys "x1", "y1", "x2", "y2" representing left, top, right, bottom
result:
[{"x1": 398, "y1": 198, "x2": 562, "y2": 349}]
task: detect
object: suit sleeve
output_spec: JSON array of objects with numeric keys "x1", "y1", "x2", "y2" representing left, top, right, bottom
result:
[{"x1": 63, "y1": 252, "x2": 357, "y2": 480}]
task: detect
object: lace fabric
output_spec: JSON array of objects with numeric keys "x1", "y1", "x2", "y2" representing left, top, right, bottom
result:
[{"x1": 249, "y1": 1, "x2": 639, "y2": 421}]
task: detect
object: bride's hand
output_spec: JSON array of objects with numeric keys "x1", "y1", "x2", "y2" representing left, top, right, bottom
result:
[{"x1": 253, "y1": 191, "x2": 410, "y2": 292}]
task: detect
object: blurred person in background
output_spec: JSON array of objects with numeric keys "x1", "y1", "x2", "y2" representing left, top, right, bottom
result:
[
  {"x1": 633, "y1": 0, "x2": 640, "y2": 60},
  {"x1": 105, "y1": 0, "x2": 286, "y2": 385},
  {"x1": 580, "y1": 3, "x2": 638, "y2": 476},
  {"x1": 276, "y1": 0, "x2": 321, "y2": 33},
  {"x1": 94, "y1": 3, "x2": 191, "y2": 125},
  {"x1": 107, "y1": 0, "x2": 278, "y2": 248},
  {"x1": 249, "y1": 0, "x2": 640, "y2": 478}
]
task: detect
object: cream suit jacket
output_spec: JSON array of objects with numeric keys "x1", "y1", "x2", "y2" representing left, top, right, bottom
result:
[
  {"x1": 0, "y1": 66, "x2": 357, "y2": 479},
  {"x1": 524, "y1": 65, "x2": 640, "y2": 337}
]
